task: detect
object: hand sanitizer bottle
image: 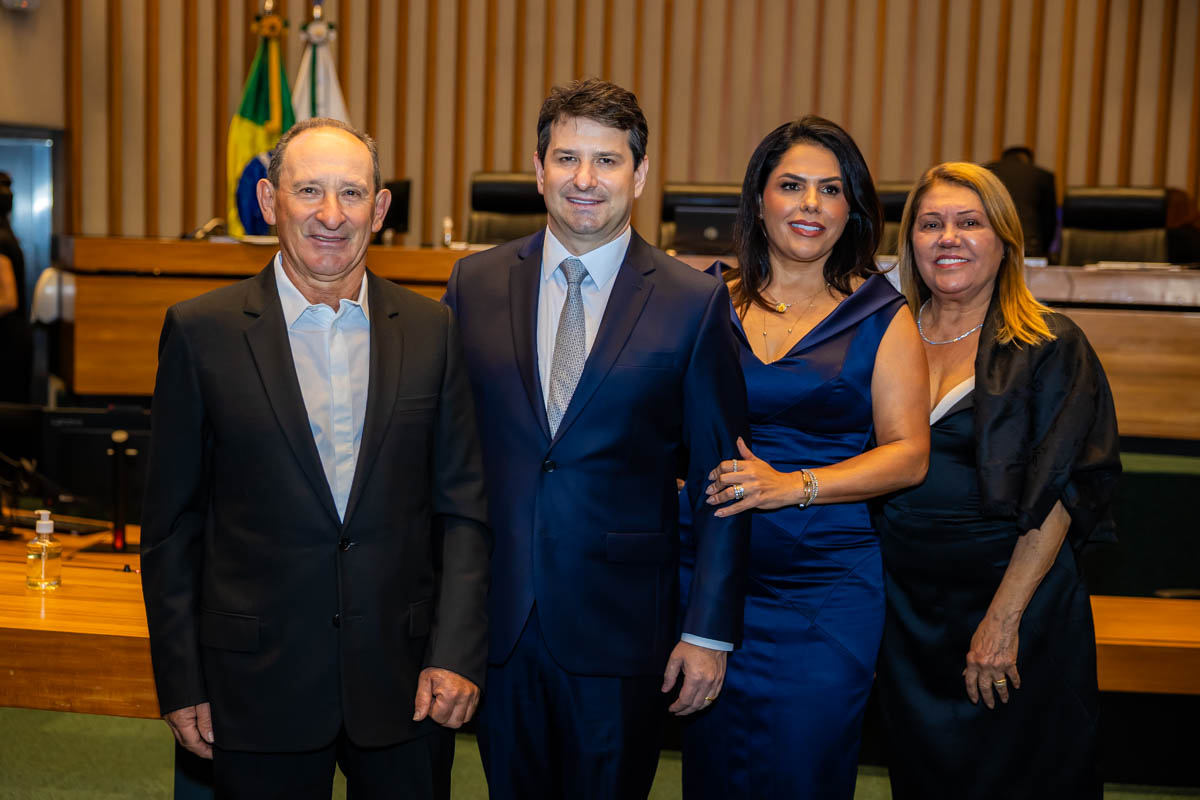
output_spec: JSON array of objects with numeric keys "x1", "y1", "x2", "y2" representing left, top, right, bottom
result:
[{"x1": 26, "y1": 509, "x2": 62, "y2": 590}]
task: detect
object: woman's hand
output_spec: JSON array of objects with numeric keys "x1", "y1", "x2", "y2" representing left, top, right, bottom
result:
[
  {"x1": 706, "y1": 437, "x2": 804, "y2": 517},
  {"x1": 963, "y1": 612, "x2": 1022, "y2": 709}
]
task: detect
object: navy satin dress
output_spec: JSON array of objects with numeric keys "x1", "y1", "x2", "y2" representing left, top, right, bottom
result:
[{"x1": 679, "y1": 274, "x2": 904, "y2": 799}]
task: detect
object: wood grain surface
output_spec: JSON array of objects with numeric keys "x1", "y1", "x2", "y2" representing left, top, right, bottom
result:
[
  {"x1": 1, "y1": 520, "x2": 1197, "y2": 723},
  {"x1": 60, "y1": 241, "x2": 1200, "y2": 442}
]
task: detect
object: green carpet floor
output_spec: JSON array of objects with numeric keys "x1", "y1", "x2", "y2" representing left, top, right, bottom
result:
[{"x1": 0, "y1": 708, "x2": 1195, "y2": 798}]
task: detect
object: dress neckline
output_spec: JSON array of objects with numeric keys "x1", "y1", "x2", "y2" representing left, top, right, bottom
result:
[
  {"x1": 730, "y1": 273, "x2": 901, "y2": 366},
  {"x1": 930, "y1": 376, "x2": 975, "y2": 424}
]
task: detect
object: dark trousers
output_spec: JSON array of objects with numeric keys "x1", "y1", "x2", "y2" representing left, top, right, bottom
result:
[
  {"x1": 476, "y1": 606, "x2": 667, "y2": 800},
  {"x1": 210, "y1": 727, "x2": 453, "y2": 800}
]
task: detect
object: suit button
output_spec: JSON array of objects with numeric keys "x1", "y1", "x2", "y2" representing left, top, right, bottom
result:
[
  {"x1": 332, "y1": 614, "x2": 341, "y2": 628},
  {"x1": 339, "y1": 538, "x2": 351, "y2": 551},
  {"x1": 542, "y1": 459, "x2": 556, "y2": 473}
]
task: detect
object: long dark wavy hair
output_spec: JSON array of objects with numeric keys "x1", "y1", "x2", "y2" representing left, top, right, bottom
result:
[{"x1": 730, "y1": 115, "x2": 882, "y2": 314}]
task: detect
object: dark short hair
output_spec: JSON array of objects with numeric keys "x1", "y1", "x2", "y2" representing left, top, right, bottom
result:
[
  {"x1": 267, "y1": 117, "x2": 382, "y2": 194},
  {"x1": 730, "y1": 115, "x2": 882, "y2": 310},
  {"x1": 1001, "y1": 145, "x2": 1034, "y2": 161},
  {"x1": 536, "y1": 78, "x2": 649, "y2": 168}
]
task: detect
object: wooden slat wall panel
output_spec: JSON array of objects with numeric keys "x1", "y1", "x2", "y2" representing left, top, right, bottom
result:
[
  {"x1": 105, "y1": 0, "x2": 122, "y2": 236},
  {"x1": 1152, "y1": 0, "x2": 1179, "y2": 187},
  {"x1": 1085, "y1": 0, "x2": 1111, "y2": 186},
  {"x1": 62, "y1": 0, "x2": 1200, "y2": 240},
  {"x1": 143, "y1": 0, "x2": 159, "y2": 236},
  {"x1": 1183, "y1": 1, "x2": 1200, "y2": 199}
]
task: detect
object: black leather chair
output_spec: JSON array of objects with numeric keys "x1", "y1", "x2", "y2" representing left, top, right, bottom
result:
[
  {"x1": 466, "y1": 172, "x2": 547, "y2": 245},
  {"x1": 875, "y1": 181, "x2": 912, "y2": 256},
  {"x1": 1059, "y1": 187, "x2": 1169, "y2": 266},
  {"x1": 373, "y1": 179, "x2": 411, "y2": 244},
  {"x1": 658, "y1": 183, "x2": 742, "y2": 254}
]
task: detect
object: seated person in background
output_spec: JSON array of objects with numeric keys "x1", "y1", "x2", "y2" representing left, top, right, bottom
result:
[{"x1": 984, "y1": 146, "x2": 1057, "y2": 259}]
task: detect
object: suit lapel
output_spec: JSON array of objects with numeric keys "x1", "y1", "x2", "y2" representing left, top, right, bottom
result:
[
  {"x1": 511, "y1": 232, "x2": 552, "y2": 441},
  {"x1": 341, "y1": 271, "x2": 401, "y2": 529},
  {"x1": 551, "y1": 232, "x2": 655, "y2": 443},
  {"x1": 242, "y1": 265, "x2": 341, "y2": 526}
]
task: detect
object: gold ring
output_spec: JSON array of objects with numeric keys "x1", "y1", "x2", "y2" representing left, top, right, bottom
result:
[
  {"x1": 704, "y1": 696, "x2": 717, "y2": 702},
  {"x1": 993, "y1": 678, "x2": 1007, "y2": 686}
]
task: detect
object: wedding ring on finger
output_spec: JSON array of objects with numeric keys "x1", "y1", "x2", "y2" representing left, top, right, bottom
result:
[
  {"x1": 993, "y1": 678, "x2": 1007, "y2": 687},
  {"x1": 731, "y1": 459, "x2": 739, "y2": 473},
  {"x1": 733, "y1": 484, "x2": 745, "y2": 500}
]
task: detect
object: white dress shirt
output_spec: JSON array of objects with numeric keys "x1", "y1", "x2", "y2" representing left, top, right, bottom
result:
[
  {"x1": 274, "y1": 254, "x2": 371, "y2": 521},
  {"x1": 534, "y1": 228, "x2": 732, "y2": 652}
]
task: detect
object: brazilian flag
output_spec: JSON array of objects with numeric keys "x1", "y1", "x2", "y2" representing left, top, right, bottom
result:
[{"x1": 226, "y1": 25, "x2": 294, "y2": 239}]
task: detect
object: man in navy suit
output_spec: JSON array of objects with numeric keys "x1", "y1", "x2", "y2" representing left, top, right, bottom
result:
[{"x1": 445, "y1": 79, "x2": 749, "y2": 799}]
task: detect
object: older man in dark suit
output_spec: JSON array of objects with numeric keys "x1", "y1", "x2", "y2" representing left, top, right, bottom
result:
[{"x1": 141, "y1": 118, "x2": 489, "y2": 800}]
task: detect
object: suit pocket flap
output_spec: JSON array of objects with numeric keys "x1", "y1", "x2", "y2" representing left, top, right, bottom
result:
[
  {"x1": 605, "y1": 532, "x2": 670, "y2": 563},
  {"x1": 393, "y1": 394, "x2": 438, "y2": 413},
  {"x1": 409, "y1": 599, "x2": 432, "y2": 638},
  {"x1": 199, "y1": 609, "x2": 260, "y2": 653}
]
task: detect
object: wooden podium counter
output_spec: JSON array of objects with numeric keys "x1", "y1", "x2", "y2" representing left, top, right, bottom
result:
[
  {"x1": 0, "y1": 526, "x2": 157, "y2": 719},
  {"x1": 63, "y1": 238, "x2": 1200, "y2": 440},
  {"x1": 1, "y1": 520, "x2": 1199, "y2": 720},
  {"x1": 63, "y1": 237, "x2": 462, "y2": 397}
]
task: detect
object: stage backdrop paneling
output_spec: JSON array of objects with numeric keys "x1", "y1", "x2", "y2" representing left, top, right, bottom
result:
[{"x1": 2, "y1": 0, "x2": 1199, "y2": 244}]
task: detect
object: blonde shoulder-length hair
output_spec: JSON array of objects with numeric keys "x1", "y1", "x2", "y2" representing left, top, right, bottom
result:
[{"x1": 896, "y1": 161, "x2": 1055, "y2": 347}]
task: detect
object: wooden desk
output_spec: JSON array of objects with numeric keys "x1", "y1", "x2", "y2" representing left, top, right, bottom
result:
[
  {"x1": 62, "y1": 239, "x2": 1200, "y2": 440},
  {"x1": 0, "y1": 526, "x2": 157, "y2": 718},
  {"x1": 0, "y1": 521, "x2": 1198, "y2": 721},
  {"x1": 63, "y1": 237, "x2": 462, "y2": 396}
]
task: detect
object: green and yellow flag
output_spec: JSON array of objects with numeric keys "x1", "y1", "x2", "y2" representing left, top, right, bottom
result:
[{"x1": 226, "y1": 11, "x2": 294, "y2": 239}]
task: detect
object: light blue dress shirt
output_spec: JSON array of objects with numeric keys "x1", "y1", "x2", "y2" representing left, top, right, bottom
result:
[
  {"x1": 534, "y1": 229, "x2": 732, "y2": 653},
  {"x1": 274, "y1": 254, "x2": 370, "y2": 521}
]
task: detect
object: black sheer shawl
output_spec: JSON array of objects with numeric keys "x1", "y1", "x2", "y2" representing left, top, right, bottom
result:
[{"x1": 973, "y1": 294, "x2": 1122, "y2": 548}]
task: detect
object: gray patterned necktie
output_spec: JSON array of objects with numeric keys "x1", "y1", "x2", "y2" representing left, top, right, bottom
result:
[{"x1": 547, "y1": 257, "x2": 588, "y2": 436}]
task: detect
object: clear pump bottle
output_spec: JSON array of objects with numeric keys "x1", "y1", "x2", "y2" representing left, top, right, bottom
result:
[{"x1": 26, "y1": 509, "x2": 62, "y2": 590}]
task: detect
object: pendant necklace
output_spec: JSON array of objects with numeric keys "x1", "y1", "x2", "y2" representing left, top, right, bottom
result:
[
  {"x1": 917, "y1": 300, "x2": 984, "y2": 345},
  {"x1": 761, "y1": 284, "x2": 828, "y2": 356}
]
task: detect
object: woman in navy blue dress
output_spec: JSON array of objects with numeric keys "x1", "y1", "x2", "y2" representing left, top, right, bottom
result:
[{"x1": 678, "y1": 116, "x2": 929, "y2": 798}]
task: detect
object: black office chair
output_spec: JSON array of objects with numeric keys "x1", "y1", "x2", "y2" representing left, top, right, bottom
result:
[
  {"x1": 875, "y1": 181, "x2": 912, "y2": 256},
  {"x1": 1059, "y1": 187, "x2": 1169, "y2": 266},
  {"x1": 466, "y1": 173, "x2": 546, "y2": 245},
  {"x1": 373, "y1": 179, "x2": 411, "y2": 244},
  {"x1": 658, "y1": 183, "x2": 742, "y2": 254}
]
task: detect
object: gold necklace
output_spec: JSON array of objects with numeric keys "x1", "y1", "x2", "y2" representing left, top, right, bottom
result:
[
  {"x1": 762, "y1": 284, "x2": 827, "y2": 314},
  {"x1": 760, "y1": 285, "x2": 827, "y2": 356}
]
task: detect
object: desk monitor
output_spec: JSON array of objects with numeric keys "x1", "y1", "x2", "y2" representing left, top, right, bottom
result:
[
  {"x1": 672, "y1": 205, "x2": 738, "y2": 255},
  {"x1": 36, "y1": 406, "x2": 152, "y2": 523}
]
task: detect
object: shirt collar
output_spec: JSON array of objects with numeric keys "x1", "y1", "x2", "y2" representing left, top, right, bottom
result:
[
  {"x1": 273, "y1": 252, "x2": 369, "y2": 327},
  {"x1": 541, "y1": 225, "x2": 632, "y2": 290}
]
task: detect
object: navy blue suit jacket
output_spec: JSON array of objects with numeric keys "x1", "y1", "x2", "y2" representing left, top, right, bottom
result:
[{"x1": 445, "y1": 229, "x2": 749, "y2": 677}]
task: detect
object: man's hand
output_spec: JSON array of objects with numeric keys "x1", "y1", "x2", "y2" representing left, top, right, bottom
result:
[
  {"x1": 661, "y1": 641, "x2": 727, "y2": 716},
  {"x1": 413, "y1": 667, "x2": 480, "y2": 729},
  {"x1": 164, "y1": 702, "x2": 214, "y2": 759}
]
